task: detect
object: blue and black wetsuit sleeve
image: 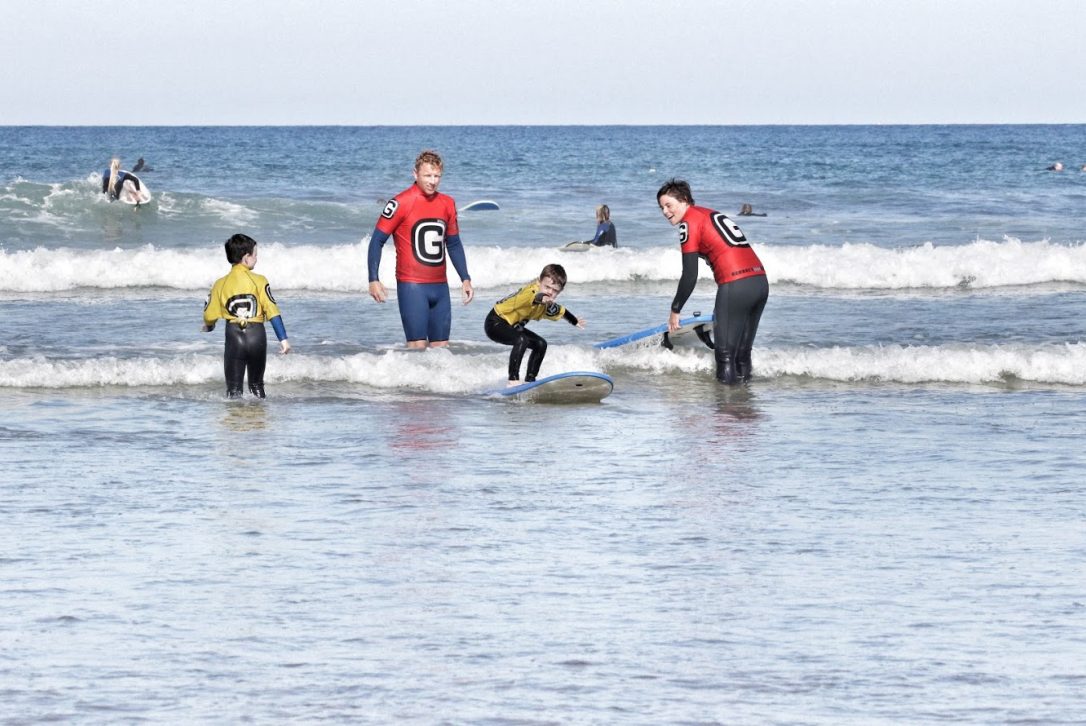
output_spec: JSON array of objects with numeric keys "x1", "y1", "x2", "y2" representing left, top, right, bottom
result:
[
  {"x1": 670, "y1": 252, "x2": 699, "y2": 313},
  {"x1": 446, "y1": 233, "x2": 470, "y2": 281},
  {"x1": 270, "y1": 315, "x2": 287, "y2": 341},
  {"x1": 367, "y1": 228, "x2": 391, "y2": 282}
]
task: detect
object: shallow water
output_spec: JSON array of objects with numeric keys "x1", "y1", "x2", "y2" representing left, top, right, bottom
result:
[{"x1": 3, "y1": 125, "x2": 1086, "y2": 722}]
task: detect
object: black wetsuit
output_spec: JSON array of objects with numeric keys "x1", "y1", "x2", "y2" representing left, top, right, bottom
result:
[
  {"x1": 224, "y1": 322, "x2": 267, "y2": 398},
  {"x1": 709, "y1": 274, "x2": 769, "y2": 383},
  {"x1": 588, "y1": 221, "x2": 617, "y2": 247},
  {"x1": 671, "y1": 205, "x2": 768, "y2": 384},
  {"x1": 485, "y1": 310, "x2": 548, "y2": 382},
  {"x1": 100, "y1": 169, "x2": 140, "y2": 200}
]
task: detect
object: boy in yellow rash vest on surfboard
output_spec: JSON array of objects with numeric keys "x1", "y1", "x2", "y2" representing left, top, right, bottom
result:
[{"x1": 484, "y1": 263, "x2": 586, "y2": 385}]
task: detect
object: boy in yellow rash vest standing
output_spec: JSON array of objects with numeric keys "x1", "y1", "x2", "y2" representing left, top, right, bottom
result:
[
  {"x1": 202, "y1": 233, "x2": 291, "y2": 398},
  {"x1": 484, "y1": 264, "x2": 586, "y2": 385}
]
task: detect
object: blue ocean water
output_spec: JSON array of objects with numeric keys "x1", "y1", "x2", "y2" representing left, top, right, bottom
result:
[{"x1": 2, "y1": 125, "x2": 1086, "y2": 723}]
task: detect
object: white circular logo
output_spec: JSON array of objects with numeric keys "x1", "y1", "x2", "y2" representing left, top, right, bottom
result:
[
  {"x1": 226, "y1": 293, "x2": 258, "y2": 320},
  {"x1": 711, "y1": 213, "x2": 748, "y2": 247},
  {"x1": 412, "y1": 220, "x2": 447, "y2": 266}
]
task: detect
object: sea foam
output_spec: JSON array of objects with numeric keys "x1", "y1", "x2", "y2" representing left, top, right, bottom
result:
[
  {"x1": 4, "y1": 238, "x2": 1086, "y2": 294},
  {"x1": 3, "y1": 341, "x2": 1084, "y2": 390}
]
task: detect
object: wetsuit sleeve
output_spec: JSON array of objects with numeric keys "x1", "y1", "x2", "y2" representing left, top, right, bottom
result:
[
  {"x1": 203, "y1": 279, "x2": 225, "y2": 326},
  {"x1": 270, "y1": 315, "x2": 287, "y2": 341},
  {"x1": 671, "y1": 252, "x2": 700, "y2": 313},
  {"x1": 563, "y1": 310, "x2": 579, "y2": 326},
  {"x1": 123, "y1": 173, "x2": 140, "y2": 191},
  {"x1": 446, "y1": 233, "x2": 470, "y2": 281},
  {"x1": 367, "y1": 228, "x2": 391, "y2": 282},
  {"x1": 101, "y1": 173, "x2": 109, "y2": 194}
]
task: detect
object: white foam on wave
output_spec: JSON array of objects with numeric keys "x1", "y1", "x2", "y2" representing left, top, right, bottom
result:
[
  {"x1": 4, "y1": 342, "x2": 1085, "y2": 390},
  {"x1": 759, "y1": 342, "x2": 1086, "y2": 385},
  {"x1": 201, "y1": 198, "x2": 259, "y2": 225},
  {"x1": 763, "y1": 238, "x2": 1086, "y2": 289},
  {"x1": 4, "y1": 238, "x2": 1086, "y2": 293}
]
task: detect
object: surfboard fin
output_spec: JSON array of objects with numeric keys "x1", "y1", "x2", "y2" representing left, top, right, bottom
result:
[{"x1": 694, "y1": 324, "x2": 715, "y2": 350}]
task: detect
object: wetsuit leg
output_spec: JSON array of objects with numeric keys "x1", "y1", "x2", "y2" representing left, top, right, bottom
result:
[
  {"x1": 427, "y1": 283, "x2": 452, "y2": 344},
  {"x1": 396, "y1": 282, "x2": 429, "y2": 344},
  {"x1": 485, "y1": 310, "x2": 547, "y2": 382},
  {"x1": 735, "y1": 276, "x2": 769, "y2": 382},
  {"x1": 519, "y1": 328, "x2": 547, "y2": 382},
  {"x1": 713, "y1": 276, "x2": 768, "y2": 385},
  {"x1": 245, "y1": 324, "x2": 268, "y2": 398},
  {"x1": 224, "y1": 323, "x2": 248, "y2": 397}
]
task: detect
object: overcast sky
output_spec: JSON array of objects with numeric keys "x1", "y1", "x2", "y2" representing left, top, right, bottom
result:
[{"x1": 2, "y1": 0, "x2": 1083, "y2": 125}]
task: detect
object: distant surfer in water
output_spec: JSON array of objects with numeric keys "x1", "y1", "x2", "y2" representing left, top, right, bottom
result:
[
  {"x1": 1047, "y1": 161, "x2": 1064, "y2": 172},
  {"x1": 367, "y1": 149, "x2": 474, "y2": 348},
  {"x1": 738, "y1": 203, "x2": 767, "y2": 217},
  {"x1": 581, "y1": 204, "x2": 617, "y2": 247},
  {"x1": 657, "y1": 179, "x2": 768, "y2": 385},
  {"x1": 132, "y1": 157, "x2": 154, "y2": 173},
  {"x1": 485, "y1": 264, "x2": 586, "y2": 385},
  {"x1": 202, "y1": 233, "x2": 292, "y2": 398},
  {"x1": 100, "y1": 158, "x2": 141, "y2": 201}
]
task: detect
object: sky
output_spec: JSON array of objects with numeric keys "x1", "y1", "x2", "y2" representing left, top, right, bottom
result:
[{"x1": 2, "y1": 0, "x2": 1084, "y2": 125}]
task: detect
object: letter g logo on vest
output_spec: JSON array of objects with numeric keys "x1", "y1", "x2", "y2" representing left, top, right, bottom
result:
[
  {"x1": 412, "y1": 219, "x2": 447, "y2": 266},
  {"x1": 381, "y1": 199, "x2": 399, "y2": 220}
]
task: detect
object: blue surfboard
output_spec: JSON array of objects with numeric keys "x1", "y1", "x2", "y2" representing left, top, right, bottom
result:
[
  {"x1": 458, "y1": 199, "x2": 500, "y2": 212},
  {"x1": 594, "y1": 313, "x2": 715, "y2": 350},
  {"x1": 489, "y1": 371, "x2": 613, "y2": 403}
]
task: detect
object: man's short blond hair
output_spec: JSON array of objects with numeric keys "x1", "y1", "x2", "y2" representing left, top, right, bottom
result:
[{"x1": 415, "y1": 150, "x2": 444, "y2": 171}]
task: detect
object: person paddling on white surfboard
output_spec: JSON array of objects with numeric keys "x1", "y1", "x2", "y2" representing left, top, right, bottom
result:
[{"x1": 101, "y1": 158, "x2": 143, "y2": 202}]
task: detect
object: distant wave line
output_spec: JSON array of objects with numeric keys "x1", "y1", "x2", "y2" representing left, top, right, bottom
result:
[{"x1": 4, "y1": 238, "x2": 1086, "y2": 293}]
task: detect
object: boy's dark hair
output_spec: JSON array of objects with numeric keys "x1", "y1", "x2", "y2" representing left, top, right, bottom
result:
[
  {"x1": 656, "y1": 178, "x2": 695, "y2": 206},
  {"x1": 225, "y1": 233, "x2": 257, "y2": 264},
  {"x1": 540, "y1": 263, "x2": 567, "y2": 289}
]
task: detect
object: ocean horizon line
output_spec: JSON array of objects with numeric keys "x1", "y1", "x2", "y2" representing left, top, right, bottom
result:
[{"x1": 3, "y1": 121, "x2": 1085, "y2": 129}]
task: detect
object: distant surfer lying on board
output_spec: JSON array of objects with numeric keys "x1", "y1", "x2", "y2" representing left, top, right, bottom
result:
[
  {"x1": 100, "y1": 158, "x2": 141, "y2": 201},
  {"x1": 485, "y1": 263, "x2": 586, "y2": 385},
  {"x1": 657, "y1": 178, "x2": 768, "y2": 385}
]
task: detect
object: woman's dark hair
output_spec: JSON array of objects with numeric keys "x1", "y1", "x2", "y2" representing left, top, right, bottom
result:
[
  {"x1": 656, "y1": 178, "x2": 694, "y2": 205},
  {"x1": 225, "y1": 233, "x2": 257, "y2": 264}
]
